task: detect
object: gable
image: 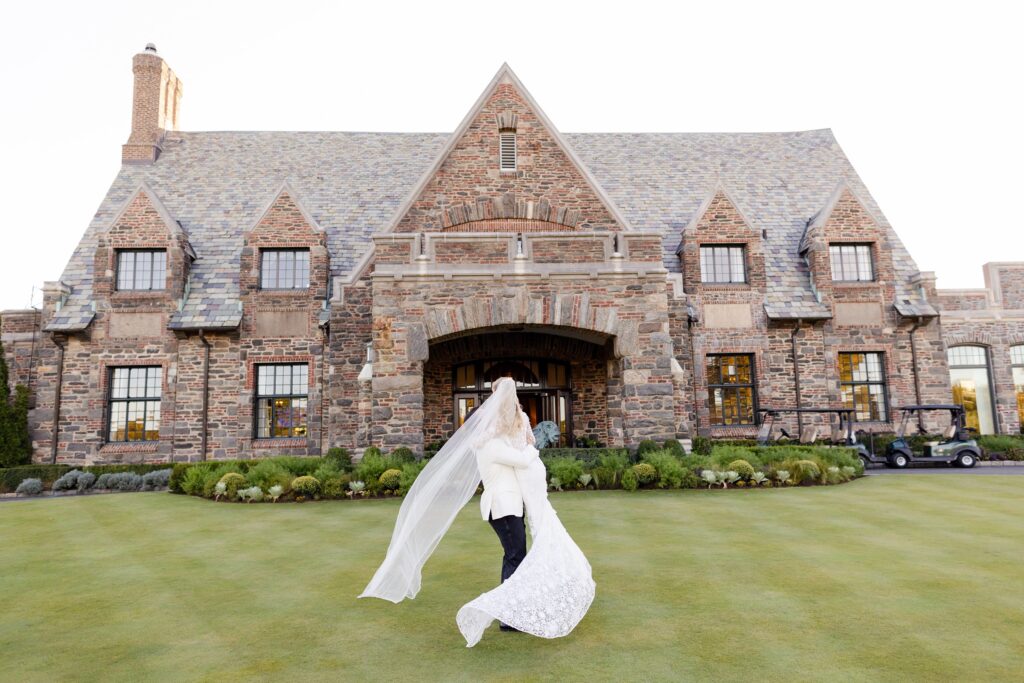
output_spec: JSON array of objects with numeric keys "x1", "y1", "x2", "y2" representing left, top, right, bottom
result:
[
  {"x1": 106, "y1": 185, "x2": 182, "y2": 247},
  {"x1": 394, "y1": 68, "x2": 627, "y2": 233},
  {"x1": 246, "y1": 187, "x2": 324, "y2": 246}
]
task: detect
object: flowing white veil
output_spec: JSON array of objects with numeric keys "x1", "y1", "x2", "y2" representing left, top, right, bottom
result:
[{"x1": 358, "y1": 377, "x2": 519, "y2": 603}]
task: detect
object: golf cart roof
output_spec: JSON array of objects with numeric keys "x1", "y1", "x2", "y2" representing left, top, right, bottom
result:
[
  {"x1": 895, "y1": 405, "x2": 965, "y2": 412},
  {"x1": 757, "y1": 407, "x2": 855, "y2": 414}
]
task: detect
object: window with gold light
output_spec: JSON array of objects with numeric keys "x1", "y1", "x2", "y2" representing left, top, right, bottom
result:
[
  {"x1": 1013, "y1": 345, "x2": 1024, "y2": 434},
  {"x1": 838, "y1": 352, "x2": 888, "y2": 421},
  {"x1": 256, "y1": 364, "x2": 309, "y2": 438},
  {"x1": 107, "y1": 366, "x2": 162, "y2": 442},
  {"x1": 947, "y1": 345, "x2": 995, "y2": 434},
  {"x1": 706, "y1": 354, "x2": 757, "y2": 425}
]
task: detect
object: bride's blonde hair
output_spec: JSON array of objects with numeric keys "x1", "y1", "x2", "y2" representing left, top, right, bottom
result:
[{"x1": 491, "y1": 377, "x2": 522, "y2": 439}]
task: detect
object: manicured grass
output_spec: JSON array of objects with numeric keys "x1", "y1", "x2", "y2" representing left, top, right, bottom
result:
[{"x1": 2, "y1": 477, "x2": 1023, "y2": 682}]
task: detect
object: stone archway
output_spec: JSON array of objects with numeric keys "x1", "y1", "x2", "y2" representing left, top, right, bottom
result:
[{"x1": 369, "y1": 286, "x2": 677, "y2": 454}]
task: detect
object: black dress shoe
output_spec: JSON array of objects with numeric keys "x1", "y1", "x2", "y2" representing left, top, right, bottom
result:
[{"x1": 499, "y1": 623, "x2": 520, "y2": 632}]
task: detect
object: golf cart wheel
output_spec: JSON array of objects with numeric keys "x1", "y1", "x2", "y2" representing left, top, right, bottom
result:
[
  {"x1": 890, "y1": 454, "x2": 909, "y2": 469},
  {"x1": 859, "y1": 455, "x2": 870, "y2": 470},
  {"x1": 955, "y1": 452, "x2": 977, "y2": 468}
]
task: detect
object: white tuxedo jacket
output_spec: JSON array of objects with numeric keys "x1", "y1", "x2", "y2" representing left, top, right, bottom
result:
[{"x1": 476, "y1": 436, "x2": 540, "y2": 521}]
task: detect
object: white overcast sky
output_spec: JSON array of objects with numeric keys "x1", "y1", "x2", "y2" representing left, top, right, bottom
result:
[{"x1": 1, "y1": 0, "x2": 1021, "y2": 311}]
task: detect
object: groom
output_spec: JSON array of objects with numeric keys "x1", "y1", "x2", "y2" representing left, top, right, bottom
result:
[{"x1": 476, "y1": 419, "x2": 538, "y2": 632}]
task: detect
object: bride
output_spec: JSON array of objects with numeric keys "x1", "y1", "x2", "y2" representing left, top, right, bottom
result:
[{"x1": 359, "y1": 377, "x2": 596, "y2": 647}]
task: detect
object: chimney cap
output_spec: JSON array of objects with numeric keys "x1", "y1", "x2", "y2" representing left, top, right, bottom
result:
[{"x1": 144, "y1": 43, "x2": 158, "y2": 53}]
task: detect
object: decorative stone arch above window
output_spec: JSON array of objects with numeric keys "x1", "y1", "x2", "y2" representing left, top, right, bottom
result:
[
  {"x1": 440, "y1": 194, "x2": 581, "y2": 231},
  {"x1": 944, "y1": 331, "x2": 995, "y2": 348}
]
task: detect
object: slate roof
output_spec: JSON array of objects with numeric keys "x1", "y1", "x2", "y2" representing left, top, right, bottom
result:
[{"x1": 48, "y1": 128, "x2": 929, "y2": 330}]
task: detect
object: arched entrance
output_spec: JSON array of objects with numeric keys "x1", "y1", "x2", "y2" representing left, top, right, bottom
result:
[{"x1": 424, "y1": 327, "x2": 614, "y2": 448}]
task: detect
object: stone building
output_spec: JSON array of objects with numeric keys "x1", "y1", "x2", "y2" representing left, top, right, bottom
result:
[{"x1": 1, "y1": 47, "x2": 1021, "y2": 465}]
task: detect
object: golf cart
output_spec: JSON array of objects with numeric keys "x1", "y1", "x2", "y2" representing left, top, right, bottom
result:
[
  {"x1": 859, "y1": 405, "x2": 981, "y2": 469},
  {"x1": 756, "y1": 408, "x2": 862, "y2": 448}
]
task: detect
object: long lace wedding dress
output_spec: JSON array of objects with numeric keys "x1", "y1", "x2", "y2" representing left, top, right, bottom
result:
[{"x1": 455, "y1": 429, "x2": 596, "y2": 647}]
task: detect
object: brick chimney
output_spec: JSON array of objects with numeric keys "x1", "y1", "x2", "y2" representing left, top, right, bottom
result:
[{"x1": 121, "y1": 44, "x2": 182, "y2": 164}]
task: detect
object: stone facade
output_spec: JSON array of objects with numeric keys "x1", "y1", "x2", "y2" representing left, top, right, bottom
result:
[
  {"x1": 3, "y1": 49, "x2": 1021, "y2": 466},
  {"x1": 938, "y1": 263, "x2": 1024, "y2": 434}
]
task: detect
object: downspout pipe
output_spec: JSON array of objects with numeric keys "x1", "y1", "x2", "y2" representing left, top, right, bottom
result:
[
  {"x1": 908, "y1": 317, "x2": 925, "y2": 432},
  {"x1": 687, "y1": 315, "x2": 700, "y2": 437},
  {"x1": 791, "y1": 320, "x2": 804, "y2": 440},
  {"x1": 320, "y1": 323, "x2": 328, "y2": 456},
  {"x1": 50, "y1": 335, "x2": 66, "y2": 465},
  {"x1": 198, "y1": 330, "x2": 211, "y2": 462}
]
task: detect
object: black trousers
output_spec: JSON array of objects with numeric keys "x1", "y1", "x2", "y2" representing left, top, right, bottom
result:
[{"x1": 487, "y1": 512, "x2": 527, "y2": 584}]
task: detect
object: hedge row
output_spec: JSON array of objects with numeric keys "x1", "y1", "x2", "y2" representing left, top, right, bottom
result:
[{"x1": 0, "y1": 462, "x2": 171, "y2": 494}]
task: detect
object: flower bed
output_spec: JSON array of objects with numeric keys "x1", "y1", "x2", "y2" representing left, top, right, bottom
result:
[{"x1": 168, "y1": 441, "x2": 862, "y2": 504}]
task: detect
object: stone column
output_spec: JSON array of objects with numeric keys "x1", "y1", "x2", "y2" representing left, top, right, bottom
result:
[
  {"x1": 615, "y1": 315, "x2": 678, "y2": 447},
  {"x1": 370, "y1": 317, "x2": 428, "y2": 455}
]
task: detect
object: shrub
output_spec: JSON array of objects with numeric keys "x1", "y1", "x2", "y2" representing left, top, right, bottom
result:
[
  {"x1": 355, "y1": 451, "x2": 389, "y2": 492},
  {"x1": 180, "y1": 467, "x2": 211, "y2": 496},
  {"x1": 579, "y1": 473, "x2": 593, "y2": 488},
  {"x1": 245, "y1": 460, "x2": 294, "y2": 493},
  {"x1": 325, "y1": 447, "x2": 354, "y2": 471},
  {"x1": 348, "y1": 480, "x2": 366, "y2": 497},
  {"x1": 621, "y1": 468, "x2": 639, "y2": 491},
  {"x1": 169, "y1": 463, "x2": 190, "y2": 494},
  {"x1": 789, "y1": 460, "x2": 822, "y2": 485},
  {"x1": 546, "y1": 457, "x2": 584, "y2": 490},
  {"x1": 663, "y1": 439, "x2": 686, "y2": 458},
  {"x1": 0, "y1": 341, "x2": 32, "y2": 467},
  {"x1": 636, "y1": 440, "x2": 661, "y2": 457},
  {"x1": 268, "y1": 484, "x2": 285, "y2": 502},
  {"x1": 631, "y1": 463, "x2": 658, "y2": 486},
  {"x1": 589, "y1": 466, "x2": 615, "y2": 489},
  {"x1": 539, "y1": 447, "x2": 629, "y2": 466},
  {"x1": 362, "y1": 446, "x2": 383, "y2": 459},
  {"x1": 378, "y1": 468, "x2": 402, "y2": 492},
  {"x1": 15, "y1": 478, "x2": 43, "y2": 496},
  {"x1": 691, "y1": 436, "x2": 713, "y2": 456},
  {"x1": 978, "y1": 435, "x2": 1024, "y2": 460},
  {"x1": 775, "y1": 469, "x2": 791, "y2": 485},
  {"x1": 398, "y1": 462, "x2": 426, "y2": 495},
  {"x1": 218, "y1": 472, "x2": 247, "y2": 500},
  {"x1": 269, "y1": 456, "x2": 321, "y2": 477},
  {"x1": 106, "y1": 472, "x2": 144, "y2": 491},
  {"x1": 141, "y1": 469, "x2": 171, "y2": 490},
  {"x1": 292, "y1": 475, "x2": 321, "y2": 499},
  {"x1": 313, "y1": 462, "x2": 342, "y2": 484},
  {"x1": 95, "y1": 473, "x2": 112, "y2": 489},
  {"x1": 595, "y1": 450, "x2": 630, "y2": 486},
  {"x1": 641, "y1": 450, "x2": 687, "y2": 488},
  {"x1": 322, "y1": 474, "x2": 351, "y2": 499},
  {"x1": 76, "y1": 472, "x2": 97, "y2": 492},
  {"x1": 389, "y1": 447, "x2": 416, "y2": 465},
  {"x1": 52, "y1": 469, "x2": 84, "y2": 492},
  {"x1": 710, "y1": 445, "x2": 756, "y2": 465},
  {"x1": 726, "y1": 459, "x2": 756, "y2": 481},
  {"x1": 0, "y1": 464, "x2": 70, "y2": 493}
]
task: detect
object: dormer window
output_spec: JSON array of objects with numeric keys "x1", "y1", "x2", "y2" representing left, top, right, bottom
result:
[
  {"x1": 829, "y1": 243, "x2": 874, "y2": 282},
  {"x1": 261, "y1": 249, "x2": 310, "y2": 290},
  {"x1": 699, "y1": 245, "x2": 746, "y2": 284},
  {"x1": 116, "y1": 250, "x2": 166, "y2": 291},
  {"x1": 499, "y1": 132, "x2": 516, "y2": 172}
]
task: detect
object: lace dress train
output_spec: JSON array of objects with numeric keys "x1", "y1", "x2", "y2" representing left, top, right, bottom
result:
[{"x1": 455, "y1": 455, "x2": 595, "y2": 647}]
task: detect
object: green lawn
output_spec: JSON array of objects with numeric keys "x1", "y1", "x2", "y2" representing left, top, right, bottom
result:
[{"x1": 2, "y1": 477, "x2": 1023, "y2": 682}]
